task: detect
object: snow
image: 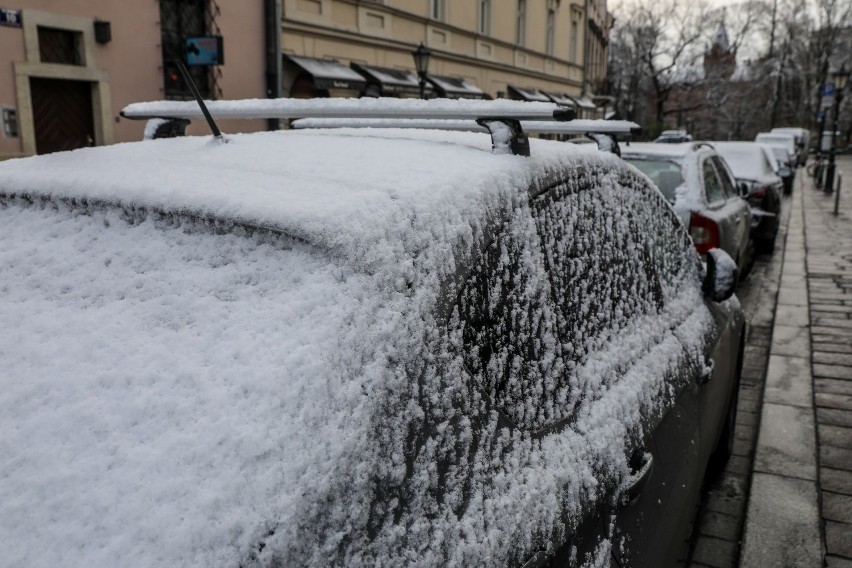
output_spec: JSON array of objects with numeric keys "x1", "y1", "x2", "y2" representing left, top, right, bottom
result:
[
  {"x1": 0, "y1": 127, "x2": 713, "y2": 567},
  {"x1": 712, "y1": 142, "x2": 776, "y2": 182}
]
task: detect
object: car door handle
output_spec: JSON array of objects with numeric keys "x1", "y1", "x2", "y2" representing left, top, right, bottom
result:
[{"x1": 619, "y1": 451, "x2": 654, "y2": 507}]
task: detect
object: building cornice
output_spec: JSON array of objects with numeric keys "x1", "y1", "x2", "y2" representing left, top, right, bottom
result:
[{"x1": 282, "y1": 20, "x2": 584, "y2": 89}]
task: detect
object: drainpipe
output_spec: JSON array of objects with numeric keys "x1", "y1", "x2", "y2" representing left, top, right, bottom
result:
[
  {"x1": 264, "y1": 0, "x2": 282, "y2": 130},
  {"x1": 582, "y1": 0, "x2": 590, "y2": 97}
]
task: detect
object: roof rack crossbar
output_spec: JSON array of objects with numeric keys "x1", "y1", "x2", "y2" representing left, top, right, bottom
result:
[
  {"x1": 290, "y1": 117, "x2": 640, "y2": 155},
  {"x1": 120, "y1": 99, "x2": 576, "y2": 123}
]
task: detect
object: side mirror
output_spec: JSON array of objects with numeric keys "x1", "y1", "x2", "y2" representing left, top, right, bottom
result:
[
  {"x1": 703, "y1": 248, "x2": 738, "y2": 302},
  {"x1": 778, "y1": 166, "x2": 791, "y2": 178},
  {"x1": 737, "y1": 182, "x2": 750, "y2": 198}
]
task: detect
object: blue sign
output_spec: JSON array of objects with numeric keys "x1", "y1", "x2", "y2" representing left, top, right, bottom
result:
[
  {"x1": 822, "y1": 83, "x2": 836, "y2": 96},
  {"x1": 0, "y1": 8, "x2": 22, "y2": 27},
  {"x1": 185, "y1": 36, "x2": 223, "y2": 66}
]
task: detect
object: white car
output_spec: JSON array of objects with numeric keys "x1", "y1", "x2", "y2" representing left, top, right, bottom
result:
[
  {"x1": 770, "y1": 127, "x2": 809, "y2": 166},
  {"x1": 755, "y1": 132, "x2": 798, "y2": 167}
]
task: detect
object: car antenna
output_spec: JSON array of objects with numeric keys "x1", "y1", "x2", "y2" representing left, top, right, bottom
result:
[{"x1": 174, "y1": 60, "x2": 225, "y2": 141}]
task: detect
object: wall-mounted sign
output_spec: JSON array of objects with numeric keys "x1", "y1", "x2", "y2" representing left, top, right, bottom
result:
[
  {"x1": 0, "y1": 8, "x2": 23, "y2": 27},
  {"x1": 185, "y1": 36, "x2": 223, "y2": 66}
]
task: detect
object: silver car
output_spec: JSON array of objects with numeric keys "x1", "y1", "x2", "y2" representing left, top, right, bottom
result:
[{"x1": 621, "y1": 142, "x2": 754, "y2": 281}]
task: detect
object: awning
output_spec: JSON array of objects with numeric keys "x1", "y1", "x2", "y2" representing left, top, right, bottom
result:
[
  {"x1": 507, "y1": 85, "x2": 552, "y2": 102},
  {"x1": 567, "y1": 95, "x2": 597, "y2": 111},
  {"x1": 350, "y1": 63, "x2": 426, "y2": 97},
  {"x1": 427, "y1": 75, "x2": 487, "y2": 99},
  {"x1": 284, "y1": 54, "x2": 367, "y2": 91},
  {"x1": 542, "y1": 91, "x2": 577, "y2": 106}
]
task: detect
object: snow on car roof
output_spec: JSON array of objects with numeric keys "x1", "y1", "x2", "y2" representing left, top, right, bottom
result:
[
  {"x1": 2, "y1": 128, "x2": 654, "y2": 567},
  {"x1": 620, "y1": 141, "x2": 697, "y2": 158},
  {"x1": 712, "y1": 141, "x2": 775, "y2": 181},
  {"x1": 0, "y1": 129, "x2": 605, "y2": 267}
]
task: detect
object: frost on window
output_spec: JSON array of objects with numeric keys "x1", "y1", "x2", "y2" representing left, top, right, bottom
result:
[
  {"x1": 530, "y1": 167, "x2": 700, "y2": 416},
  {"x1": 454, "y1": 207, "x2": 563, "y2": 432}
]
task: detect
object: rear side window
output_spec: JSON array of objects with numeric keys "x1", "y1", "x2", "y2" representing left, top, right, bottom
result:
[
  {"x1": 454, "y1": 209, "x2": 563, "y2": 433},
  {"x1": 703, "y1": 160, "x2": 726, "y2": 203},
  {"x1": 712, "y1": 157, "x2": 737, "y2": 197}
]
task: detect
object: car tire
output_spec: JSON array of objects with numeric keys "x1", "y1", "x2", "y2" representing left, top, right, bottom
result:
[
  {"x1": 757, "y1": 235, "x2": 776, "y2": 254},
  {"x1": 707, "y1": 331, "x2": 745, "y2": 475}
]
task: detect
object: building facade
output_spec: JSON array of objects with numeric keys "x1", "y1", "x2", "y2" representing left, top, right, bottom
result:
[
  {"x1": 0, "y1": 1, "x2": 266, "y2": 160},
  {"x1": 1, "y1": 0, "x2": 611, "y2": 159},
  {"x1": 280, "y1": 0, "x2": 598, "y2": 111}
]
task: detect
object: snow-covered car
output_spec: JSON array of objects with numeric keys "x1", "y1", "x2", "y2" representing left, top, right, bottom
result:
[
  {"x1": 654, "y1": 129, "x2": 693, "y2": 143},
  {"x1": 755, "y1": 131, "x2": 800, "y2": 181},
  {"x1": 712, "y1": 141, "x2": 784, "y2": 253},
  {"x1": 0, "y1": 101, "x2": 745, "y2": 568},
  {"x1": 770, "y1": 127, "x2": 809, "y2": 166},
  {"x1": 621, "y1": 142, "x2": 754, "y2": 281}
]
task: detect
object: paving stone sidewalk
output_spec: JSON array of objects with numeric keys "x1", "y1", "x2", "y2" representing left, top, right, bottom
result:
[{"x1": 740, "y1": 155, "x2": 852, "y2": 568}]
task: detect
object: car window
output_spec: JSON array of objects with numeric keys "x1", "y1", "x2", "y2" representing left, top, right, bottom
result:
[
  {"x1": 623, "y1": 158, "x2": 683, "y2": 203},
  {"x1": 703, "y1": 159, "x2": 726, "y2": 203},
  {"x1": 712, "y1": 157, "x2": 737, "y2": 198},
  {"x1": 454, "y1": 207, "x2": 562, "y2": 433}
]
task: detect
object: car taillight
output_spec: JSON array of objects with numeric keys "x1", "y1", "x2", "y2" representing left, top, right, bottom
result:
[
  {"x1": 689, "y1": 212, "x2": 720, "y2": 255},
  {"x1": 752, "y1": 186, "x2": 767, "y2": 199}
]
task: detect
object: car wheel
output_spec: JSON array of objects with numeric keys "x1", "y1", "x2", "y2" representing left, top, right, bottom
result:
[
  {"x1": 758, "y1": 235, "x2": 776, "y2": 254},
  {"x1": 707, "y1": 332, "x2": 745, "y2": 475}
]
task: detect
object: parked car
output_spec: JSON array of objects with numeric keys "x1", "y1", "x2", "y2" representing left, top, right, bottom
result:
[
  {"x1": 770, "y1": 127, "x2": 809, "y2": 166},
  {"x1": 762, "y1": 143, "x2": 796, "y2": 194},
  {"x1": 712, "y1": 141, "x2": 784, "y2": 253},
  {"x1": 654, "y1": 129, "x2": 693, "y2": 143},
  {"x1": 755, "y1": 132, "x2": 798, "y2": 167},
  {"x1": 621, "y1": 142, "x2": 754, "y2": 281},
  {"x1": 0, "y1": 100, "x2": 745, "y2": 568}
]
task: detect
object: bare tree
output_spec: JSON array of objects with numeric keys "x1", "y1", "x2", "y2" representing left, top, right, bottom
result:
[{"x1": 608, "y1": 0, "x2": 711, "y2": 134}]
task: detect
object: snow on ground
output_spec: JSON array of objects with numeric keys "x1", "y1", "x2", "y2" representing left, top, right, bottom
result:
[{"x1": 0, "y1": 128, "x2": 711, "y2": 567}]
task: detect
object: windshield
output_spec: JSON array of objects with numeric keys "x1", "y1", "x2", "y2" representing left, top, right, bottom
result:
[
  {"x1": 770, "y1": 147, "x2": 789, "y2": 162},
  {"x1": 623, "y1": 158, "x2": 684, "y2": 202}
]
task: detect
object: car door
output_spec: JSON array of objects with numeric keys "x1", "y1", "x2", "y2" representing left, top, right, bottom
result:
[
  {"x1": 529, "y1": 168, "x2": 704, "y2": 568},
  {"x1": 701, "y1": 157, "x2": 746, "y2": 270},
  {"x1": 713, "y1": 156, "x2": 752, "y2": 267}
]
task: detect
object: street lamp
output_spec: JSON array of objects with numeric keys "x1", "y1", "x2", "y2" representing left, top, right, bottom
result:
[
  {"x1": 826, "y1": 63, "x2": 850, "y2": 193},
  {"x1": 411, "y1": 42, "x2": 431, "y2": 100}
]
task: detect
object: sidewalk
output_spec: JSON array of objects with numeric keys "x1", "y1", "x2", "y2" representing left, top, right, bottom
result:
[{"x1": 740, "y1": 155, "x2": 852, "y2": 568}]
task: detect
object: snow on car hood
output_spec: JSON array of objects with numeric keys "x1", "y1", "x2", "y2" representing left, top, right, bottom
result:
[{"x1": 0, "y1": 130, "x2": 710, "y2": 567}]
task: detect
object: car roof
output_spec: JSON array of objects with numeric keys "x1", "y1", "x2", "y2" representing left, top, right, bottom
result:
[
  {"x1": 620, "y1": 141, "x2": 704, "y2": 158},
  {"x1": 0, "y1": 128, "x2": 614, "y2": 264},
  {"x1": 712, "y1": 141, "x2": 776, "y2": 180}
]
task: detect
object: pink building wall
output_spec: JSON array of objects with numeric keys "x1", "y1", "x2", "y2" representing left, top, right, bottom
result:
[{"x1": 0, "y1": 1, "x2": 267, "y2": 159}]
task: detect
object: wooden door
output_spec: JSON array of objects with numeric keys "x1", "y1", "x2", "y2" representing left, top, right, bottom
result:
[{"x1": 30, "y1": 78, "x2": 95, "y2": 155}]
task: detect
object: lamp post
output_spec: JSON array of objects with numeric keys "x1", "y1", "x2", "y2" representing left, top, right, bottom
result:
[
  {"x1": 826, "y1": 64, "x2": 850, "y2": 193},
  {"x1": 411, "y1": 42, "x2": 431, "y2": 100}
]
